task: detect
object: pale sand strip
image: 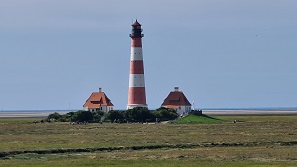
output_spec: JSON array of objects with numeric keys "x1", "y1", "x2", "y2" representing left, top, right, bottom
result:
[
  {"x1": 203, "y1": 110, "x2": 297, "y2": 116},
  {"x1": 0, "y1": 112, "x2": 68, "y2": 118}
]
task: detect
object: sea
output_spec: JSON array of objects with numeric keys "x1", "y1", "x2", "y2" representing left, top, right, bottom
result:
[
  {"x1": 0, "y1": 109, "x2": 77, "y2": 113},
  {"x1": 1, "y1": 107, "x2": 297, "y2": 113},
  {"x1": 1, "y1": 108, "x2": 297, "y2": 118},
  {"x1": 0, "y1": 107, "x2": 297, "y2": 113}
]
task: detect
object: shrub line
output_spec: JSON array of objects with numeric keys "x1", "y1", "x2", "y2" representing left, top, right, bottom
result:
[{"x1": 1, "y1": 141, "x2": 297, "y2": 158}]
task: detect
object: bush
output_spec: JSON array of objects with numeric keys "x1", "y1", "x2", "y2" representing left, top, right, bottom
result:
[
  {"x1": 189, "y1": 110, "x2": 203, "y2": 116},
  {"x1": 47, "y1": 112, "x2": 62, "y2": 120},
  {"x1": 48, "y1": 110, "x2": 105, "y2": 123},
  {"x1": 91, "y1": 110, "x2": 105, "y2": 122},
  {"x1": 47, "y1": 107, "x2": 180, "y2": 123},
  {"x1": 72, "y1": 110, "x2": 95, "y2": 122},
  {"x1": 105, "y1": 110, "x2": 124, "y2": 122},
  {"x1": 124, "y1": 107, "x2": 154, "y2": 122},
  {"x1": 153, "y1": 107, "x2": 179, "y2": 121}
]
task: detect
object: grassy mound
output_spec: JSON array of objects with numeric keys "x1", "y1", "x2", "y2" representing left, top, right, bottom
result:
[{"x1": 171, "y1": 114, "x2": 223, "y2": 124}]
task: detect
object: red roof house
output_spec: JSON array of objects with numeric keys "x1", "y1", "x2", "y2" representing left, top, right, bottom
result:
[
  {"x1": 83, "y1": 88, "x2": 114, "y2": 112},
  {"x1": 161, "y1": 87, "x2": 192, "y2": 115}
]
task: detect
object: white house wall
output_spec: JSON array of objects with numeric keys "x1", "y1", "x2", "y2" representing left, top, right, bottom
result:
[
  {"x1": 85, "y1": 106, "x2": 114, "y2": 112},
  {"x1": 163, "y1": 105, "x2": 192, "y2": 115}
]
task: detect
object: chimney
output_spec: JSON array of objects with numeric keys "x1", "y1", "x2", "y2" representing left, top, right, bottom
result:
[
  {"x1": 174, "y1": 86, "x2": 179, "y2": 92},
  {"x1": 99, "y1": 88, "x2": 102, "y2": 92}
]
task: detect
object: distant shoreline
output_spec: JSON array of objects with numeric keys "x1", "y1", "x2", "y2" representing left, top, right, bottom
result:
[
  {"x1": 1, "y1": 107, "x2": 297, "y2": 112},
  {"x1": 1, "y1": 109, "x2": 297, "y2": 118},
  {"x1": 0, "y1": 111, "x2": 69, "y2": 118},
  {"x1": 0, "y1": 110, "x2": 77, "y2": 113},
  {"x1": 203, "y1": 110, "x2": 297, "y2": 116}
]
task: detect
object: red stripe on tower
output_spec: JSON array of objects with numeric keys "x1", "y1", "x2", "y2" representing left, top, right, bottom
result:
[{"x1": 127, "y1": 20, "x2": 147, "y2": 109}]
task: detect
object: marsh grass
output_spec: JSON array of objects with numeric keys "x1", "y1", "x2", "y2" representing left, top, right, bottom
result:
[
  {"x1": 1, "y1": 148, "x2": 297, "y2": 167},
  {"x1": 171, "y1": 114, "x2": 223, "y2": 124},
  {"x1": 1, "y1": 115, "x2": 297, "y2": 166}
]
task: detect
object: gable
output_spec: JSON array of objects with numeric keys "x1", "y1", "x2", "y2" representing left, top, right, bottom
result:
[
  {"x1": 161, "y1": 91, "x2": 191, "y2": 106},
  {"x1": 83, "y1": 92, "x2": 114, "y2": 108}
]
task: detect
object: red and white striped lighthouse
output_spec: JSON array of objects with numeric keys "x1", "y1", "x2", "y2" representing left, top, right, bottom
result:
[{"x1": 127, "y1": 20, "x2": 147, "y2": 109}]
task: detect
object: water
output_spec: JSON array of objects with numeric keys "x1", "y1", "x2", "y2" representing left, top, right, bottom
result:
[
  {"x1": 1, "y1": 107, "x2": 297, "y2": 113},
  {"x1": 200, "y1": 107, "x2": 297, "y2": 111},
  {"x1": 0, "y1": 109, "x2": 78, "y2": 113}
]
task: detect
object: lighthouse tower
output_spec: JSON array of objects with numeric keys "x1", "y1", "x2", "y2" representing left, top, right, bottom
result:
[{"x1": 127, "y1": 20, "x2": 147, "y2": 109}]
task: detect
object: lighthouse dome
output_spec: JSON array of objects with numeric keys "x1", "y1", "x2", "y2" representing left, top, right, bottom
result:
[
  {"x1": 130, "y1": 20, "x2": 143, "y2": 38},
  {"x1": 132, "y1": 20, "x2": 141, "y2": 26}
]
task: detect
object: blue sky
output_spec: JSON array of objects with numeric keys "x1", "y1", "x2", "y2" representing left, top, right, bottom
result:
[{"x1": 0, "y1": 0, "x2": 296, "y2": 110}]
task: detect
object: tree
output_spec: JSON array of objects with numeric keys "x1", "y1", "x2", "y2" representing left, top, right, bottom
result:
[
  {"x1": 47, "y1": 112, "x2": 62, "y2": 120},
  {"x1": 124, "y1": 107, "x2": 153, "y2": 122},
  {"x1": 66, "y1": 112, "x2": 76, "y2": 122},
  {"x1": 106, "y1": 110, "x2": 124, "y2": 122},
  {"x1": 153, "y1": 107, "x2": 179, "y2": 121},
  {"x1": 72, "y1": 110, "x2": 93, "y2": 122},
  {"x1": 91, "y1": 110, "x2": 105, "y2": 122},
  {"x1": 47, "y1": 110, "x2": 104, "y2": 123}
]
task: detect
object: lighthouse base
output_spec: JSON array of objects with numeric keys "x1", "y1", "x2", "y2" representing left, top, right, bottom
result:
[{"x1": 127, "y1": 104, "x2": 148, "y2": 110}]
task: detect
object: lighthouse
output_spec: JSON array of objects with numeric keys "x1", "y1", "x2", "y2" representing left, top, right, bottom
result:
[{"x1": 127, "y1": 20, "x2": 147, "y2": 109}]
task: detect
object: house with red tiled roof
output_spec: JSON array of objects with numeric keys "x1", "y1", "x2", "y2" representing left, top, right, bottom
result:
[
  {"x1": 161, "y1": 87, "x2": 192, "y2": 115},
  {"x1": 83, "y1": 88, "x2": 114, "y2": 112}
]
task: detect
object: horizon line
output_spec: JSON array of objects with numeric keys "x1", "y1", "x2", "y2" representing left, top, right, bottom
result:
[{"x1": 1, "y1": 107, "x2": 297, "y2": 112}]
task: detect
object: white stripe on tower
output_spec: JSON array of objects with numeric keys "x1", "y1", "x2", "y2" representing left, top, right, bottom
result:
[
  {"x1": 127, "y1": 20, "x2": 147, "y2": 109},
  {"x1": 129, "y1": 74, "x2": 145, "y2": 87},
  {"x1": 130, "y1": 47, "x2": 143, "y2": 60}
]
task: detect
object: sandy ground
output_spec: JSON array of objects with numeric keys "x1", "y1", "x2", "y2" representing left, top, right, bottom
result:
[
  {"x1": 0, "y1": 112, "x2": 68, "y2": 118},
  {"x1": 203, "y1": 110, "x2": 297, "y2": 116},
  {"x1": 0, "y1": 110, "x2": 297, "y2": 118}
]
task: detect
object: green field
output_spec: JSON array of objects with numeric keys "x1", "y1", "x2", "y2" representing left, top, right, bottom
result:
[
  {"x1": 171, "y1": 114, "x2": 223, "y2": 124},
  {"x1": 1, "y1": 115, "x2": 297, "y2": 166}
]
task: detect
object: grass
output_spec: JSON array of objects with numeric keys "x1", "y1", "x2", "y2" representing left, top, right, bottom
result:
[
  {"x1": 1, "y1": 148, "x2": 297, "y2": 167},
  {"x1": 1, "y1": 115, "x2": 297, "y2": 166},
  {"x1": 2, "y1": 158, "x2": 297, "y2": 167},
  {"x1": 171, "y1": 114, "x2": 223, "y2": 124}
]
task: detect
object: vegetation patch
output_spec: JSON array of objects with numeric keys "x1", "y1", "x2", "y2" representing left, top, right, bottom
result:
[
  {"x1": 171, "y1": 114, "x2": 223, "y2": 124},
  {"x1": 2, "y1": 116, "x2": 297, "y2": 166},
  {"x1": 47, "y1": 107, "x2": 179, "y2": 123},
  {"x1": 3, "y1": 141, "x2": 297, "y2": 158}
]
